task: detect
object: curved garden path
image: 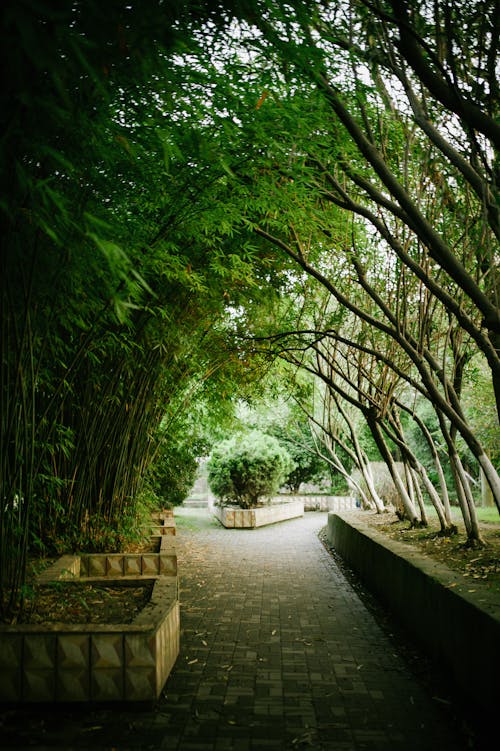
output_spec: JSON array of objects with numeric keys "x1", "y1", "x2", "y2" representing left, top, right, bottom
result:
[
  {"x1": 160, "y1": 508, "x2": 466, "y2": 750},
  {"x1": 0, "y1": 507, "x2": 472, "y2": 750}
]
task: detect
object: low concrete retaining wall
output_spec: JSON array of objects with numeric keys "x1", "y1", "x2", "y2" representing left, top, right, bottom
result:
[
  {"x1": 214, "y1": 499, "x2": 304, "y2": 528},
  {"x1": 327, "y1": 512, "x2": 500, "y2": 712},
  {"x1": 0, "y1": 529, "x2": 180, "y2": 703}
]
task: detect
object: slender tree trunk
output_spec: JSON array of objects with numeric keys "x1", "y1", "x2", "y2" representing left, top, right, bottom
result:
[
  {"x1": 480, "y1": 467, "x2": 495, "y2": 508},
  {"x1": 313, "y1": 438, "x2": 374, "y2": 510},
  {"x1": 438, "y1": 413, "x2": 485, "y2": 546},
  {"x1": 359, "y1": 455, "x2": 386, "y2": 513},
  {"x1": 415, "y1": 460, "x2": 455, "y2": 534},
  {"x1": 490, "y1": 331, "x2": 500, "y2": 423},
  {"x1": 388, "y1": 408, "x2": 455, "y2": 532},
  {"x1": 398, "y1": 402, "x2": 454, "y2": 525},
  {"x1": 406, "y1": 463, "x2": 428, "y2": 526},
  {"x1": 367, "y1": 415, "x2": 419, "y2": 525},
  {"x1": 476, "y1": 453, "x2": 500, "y2": 514},
  {"x1": 332, "y1": 393, "x2": 385, "y2": 512}
]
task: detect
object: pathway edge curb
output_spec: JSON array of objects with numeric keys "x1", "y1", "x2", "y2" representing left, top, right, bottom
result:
[{"x1": 327, "y1": 511, "x2": 500, "y2": 715}]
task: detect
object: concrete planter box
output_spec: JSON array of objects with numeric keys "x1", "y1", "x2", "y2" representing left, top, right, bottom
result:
[
  {"x1": 284, "y1": 494, "x2": 358, "y2": 512},
  {"x1": 77, "y1": 536, "x2": 177, "y2": 578},
  {"x1": 149, "y1": 509, "x2": 176, "y2": 537},
  {"x1": 214, "y1": 499, "x2": 304, "y2": 528},
  {"x1": 0, "y1": 535, "x2": 179, "y2": 703}
]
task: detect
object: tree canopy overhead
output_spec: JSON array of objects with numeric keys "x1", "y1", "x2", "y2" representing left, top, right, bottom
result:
[{"x1": 1, "y1": 0, "x2": 498, "y2": 618}]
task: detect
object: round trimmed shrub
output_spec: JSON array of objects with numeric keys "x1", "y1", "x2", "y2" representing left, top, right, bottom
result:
[{"x1": 207, "y1": 430, "x2": 295, "y2": 508}]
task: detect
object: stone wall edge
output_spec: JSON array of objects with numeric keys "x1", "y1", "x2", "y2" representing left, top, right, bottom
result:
[{"x1": 326, "y1": 511, "x2": 500, "y2": 712}]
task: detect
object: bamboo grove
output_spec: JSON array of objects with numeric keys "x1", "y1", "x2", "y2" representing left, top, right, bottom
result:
[{"x1": 1, "y1": 0, "x2": 499, "y2": 619}]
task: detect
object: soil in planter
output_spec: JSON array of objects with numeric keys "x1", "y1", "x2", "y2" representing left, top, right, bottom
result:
[
  {"x1": 125, "y1": 537, "x2": 160, "y2": 553},
  {"x1": 18, "y1": 581, "x2": 154, "y2": 625}
]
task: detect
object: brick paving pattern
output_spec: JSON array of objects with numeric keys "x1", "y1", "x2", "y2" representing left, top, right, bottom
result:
[{"x1": 0, "y1": 509, "x2": 468, "y2": 750}]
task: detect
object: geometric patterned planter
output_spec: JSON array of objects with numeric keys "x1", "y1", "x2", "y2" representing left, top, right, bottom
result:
[
  {"x1": 149, "y1": 508, "x2": 177, "y2": 538},
  {"x1": 78, "y1": 547, "x2": 178, "y2": 579},
  {"x1": 214, "y1": 499, "x2": 304, "y2": 528},
  {"x1": 0, "y1": 532, "x2": 179, "y2": 703}
]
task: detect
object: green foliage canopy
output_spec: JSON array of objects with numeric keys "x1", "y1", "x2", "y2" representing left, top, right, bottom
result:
[{"x1": 2, "y1": 0, "x2": 499, "y2": 617}]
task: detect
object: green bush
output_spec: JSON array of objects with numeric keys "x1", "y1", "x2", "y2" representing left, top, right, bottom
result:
[
  {"x1": 207, "y1": 430, "x2": 295, "y2": 508},
  {"x1": 147, "y1": 440, "x2": 199, "y2": 506}
]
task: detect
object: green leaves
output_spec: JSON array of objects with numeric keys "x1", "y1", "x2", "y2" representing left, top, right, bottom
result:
[{"x1": 207, "y1": 430, "x2": 295, "y2": 508}]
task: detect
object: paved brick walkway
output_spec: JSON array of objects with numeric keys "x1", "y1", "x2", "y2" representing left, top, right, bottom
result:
[{"x1": 0, "y1": 509, "x2": 470, "y2": 750}]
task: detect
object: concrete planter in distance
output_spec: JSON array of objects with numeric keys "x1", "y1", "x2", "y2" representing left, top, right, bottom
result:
[
  {"x1": 285, "y1": 494, "x2": 358, "y2": 513},
  {"x1": 214, "y1": 499, "x2": 304, "y2": 528}
]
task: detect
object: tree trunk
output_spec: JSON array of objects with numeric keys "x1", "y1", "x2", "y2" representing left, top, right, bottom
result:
[
  {"x1": 334, "y1": 395, "x2": 386, "y2": 512},
  {"x1": 407, "y1": 464, "x2": 428, "y2": 527},
  {"x1": 480, "y1": 467, "x2": 495, "y2": 508},
  {"x1": 359, "y1": 456, "x2": 386, "y2": 513},
  {"x1": 416, "y1": 460, "x2": 455, "y2": 535},
  {"x1": 476, "y1": 452, "x2": 500, "y2": 515},
  {"x1": 367, "y1": 416, "x2": 419, "y2": 524}
]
